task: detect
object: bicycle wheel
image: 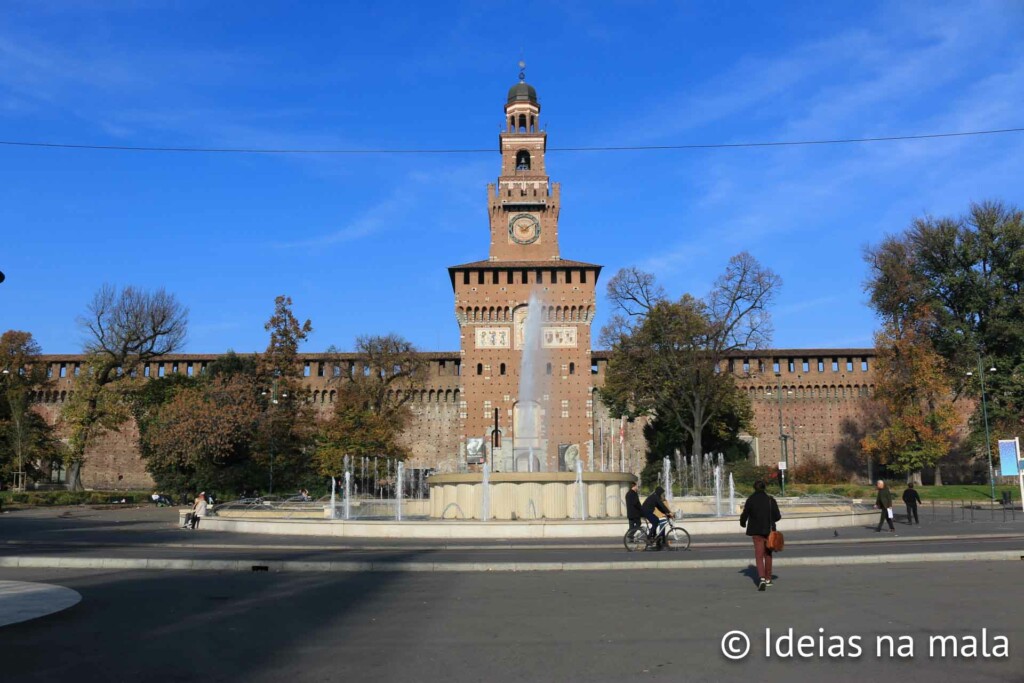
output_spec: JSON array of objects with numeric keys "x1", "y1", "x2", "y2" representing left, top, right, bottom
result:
[
  {"x1": 667, "y1": 526, "x2": 691, "y2": 551},
  {"x1": 623, "y1": 528, "x2": 646, "y2": 552}
]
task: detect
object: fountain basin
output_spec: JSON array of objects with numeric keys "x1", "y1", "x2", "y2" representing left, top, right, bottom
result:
[{"x1": 427, "y1": 472, "x2": 636, "y2": 520}]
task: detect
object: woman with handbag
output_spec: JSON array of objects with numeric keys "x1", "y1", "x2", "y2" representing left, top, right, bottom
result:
[{"x1": 739, "y1": 480, "x2": 783, "y2": 591}]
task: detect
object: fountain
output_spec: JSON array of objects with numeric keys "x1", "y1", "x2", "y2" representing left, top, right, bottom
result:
[
  {"x1": 481, "y1": 462, "x2": 491, "y2": 522},
  {"x1": 513, "y1": 292, "x2": 549, "y2": 472},
  {"x1": 427, "y1": 295, "x2": 637, "y2": 519},
  {"x1": 329, "y1": 475, "x2": 337, "y2": 520},
  {"x1": 663, "y1": 456, "x2": 673, "y2": 501},
  {"x1": 343, "y1": 470, "x2": 352, "y2": 520},
  {"x1": 574, "y1": 459, "x2": 587, "y2": 520},
  {"x1": 714, "y1": 464, "x2": 722, "y2": 517},
  {"x1": 728, "y1": 472, "x2": 735, "y2": 516}
]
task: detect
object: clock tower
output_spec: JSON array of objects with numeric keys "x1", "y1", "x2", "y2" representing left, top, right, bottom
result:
[
  {"x1": 487, "y1": 71, "x2": 560, "y2": 262},
  {"x1": 449, "y1": 68, "x2": 601, "y2": 473}
]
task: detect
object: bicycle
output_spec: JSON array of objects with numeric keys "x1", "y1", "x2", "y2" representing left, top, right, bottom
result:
[{"x1": 623, "y1": 514, "x2": 691, "y2": 552}]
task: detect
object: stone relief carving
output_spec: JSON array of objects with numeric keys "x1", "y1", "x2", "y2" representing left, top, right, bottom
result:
[
  {"x1": 542, "y1": 326, "x2": 577, "y2": 348},
  {"x1": 475, "y1": 327, "x2": 511, "y2": 349}
]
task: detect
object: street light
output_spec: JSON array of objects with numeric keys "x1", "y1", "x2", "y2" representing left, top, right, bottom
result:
[
  {"x1": 785, "y1": 421, "x2": 804, "y2": 471},
  {"x1": 966, "y1": 361, "x2": 998, "y2": 503},
  {"x1": 766, "y1": 374, "x2": 792, "y2": 495},
  {"x1": 261, "y1": 374, "x2": 289, "y2": 494}
]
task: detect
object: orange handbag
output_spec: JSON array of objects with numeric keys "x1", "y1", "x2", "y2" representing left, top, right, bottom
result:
[{"x1": 767, "y1": 530, "x2": 785, "y2": 551}]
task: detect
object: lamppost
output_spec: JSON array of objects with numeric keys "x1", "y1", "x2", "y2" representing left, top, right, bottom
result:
[
  {"x1": 785, "y1": 421, "x2": 803, "y2": 472},
  {"x1": 966, "y1": 359, "x2": 997, "y2": 503},
  {"x1": 766, "y1": 374, "x2": 791, "y2": 495},
  {"x1": 261, "y1": 374, "x2": 288, "y2": 495}
]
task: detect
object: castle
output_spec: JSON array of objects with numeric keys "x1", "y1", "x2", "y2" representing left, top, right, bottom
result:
[{"x1": 29, "y1": 76, "x2": 877, "y2": 489}]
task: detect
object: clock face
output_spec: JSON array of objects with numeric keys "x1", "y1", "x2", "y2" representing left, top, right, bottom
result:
[{"x1": 509, "y1": 213, "x2": 541, "y2": 245}]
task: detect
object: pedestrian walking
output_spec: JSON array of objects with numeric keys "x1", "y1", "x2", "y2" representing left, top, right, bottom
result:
[
  {"x1": 875, "y1": 480, "x2": 896, "y2": 533},
  {"x1": 902, "y1": 482, "x2": 922, "y2": 525},
  {"x1": 739, "y1": 480, "x2": 782, "y2": 591},
  {"x1": 191, "y1": 492, "x2": 208, "y2": 530},
  {"x1": 624, "y1": 481, "x2": 643, "y2": 537}
]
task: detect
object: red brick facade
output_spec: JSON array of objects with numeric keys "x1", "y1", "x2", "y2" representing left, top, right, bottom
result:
[{"x1": 24, "y1": 79, "x2": 880, "y2": 488}]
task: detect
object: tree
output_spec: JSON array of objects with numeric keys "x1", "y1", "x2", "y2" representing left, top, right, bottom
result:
[
  {"x1": 601, "y1": 252, "x2": 781, "y2": 464},
  {"x1": 864, "y1": 201, "x2": 1024, "y2": 479},
  {"x1": 860, "y1": 312, "x2": 959, "y2": 482},
  {"x1": 140, "y1": 374, "x2": 262, "y2": 497},
  {"x1": 315, "y1": 334, "x2": 428, "y2": 476},
  {"x1": 0, "y1": 331, "x2": 61, "y2": 487},
  {"x1": 253, "y1": 296, "x2": 316, "y2": 493},
  {"x1": 62, "y1": 285, "x2": 187, "y2": 489}
]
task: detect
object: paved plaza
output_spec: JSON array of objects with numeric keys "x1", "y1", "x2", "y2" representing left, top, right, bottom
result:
[
  {"x1": 0, "y1": 562, "x2": 1021, "y2": 682},
  {"x1": 0, "y1": 506, "x2": 1022, "y2": 681}
]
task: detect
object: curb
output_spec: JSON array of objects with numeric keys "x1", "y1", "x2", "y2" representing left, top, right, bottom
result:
[
  {"x1": 5, "y1": 532, "x2": 1023, "y2": 553},
  {"x1": 0, "y1": 550, "x2": 1020, "y2": 573}
]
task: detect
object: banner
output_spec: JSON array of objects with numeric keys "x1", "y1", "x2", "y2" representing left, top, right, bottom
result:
[{"x1": 998, "y1": 438, "x2": 1020, "y2": 476}]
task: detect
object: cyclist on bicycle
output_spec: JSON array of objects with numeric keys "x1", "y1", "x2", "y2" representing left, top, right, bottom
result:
[{"x1": 641, "y1": 486, "x2": 672, "y2": 545}]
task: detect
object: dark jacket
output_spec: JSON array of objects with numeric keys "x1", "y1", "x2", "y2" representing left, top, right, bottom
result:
[
  {"x1": 902, "y1": 488, "x2": 922, "y2": 506},
  {"x1": 641, "y1": 489, "x2": 671, "y2": 517},
  {"x1": 625, "y1": 489, "x2": 643, "y2": 520},
  {"x1": 875, "y1": 487, "x2": 893, "y2": 509},
  {"x1": 739, "y1": 490, "x2": 782, "y2": 537}
]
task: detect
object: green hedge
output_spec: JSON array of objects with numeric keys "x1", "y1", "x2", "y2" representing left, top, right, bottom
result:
[{"x1": 0, "y1": 490, "x2": 153, "y2": 507}]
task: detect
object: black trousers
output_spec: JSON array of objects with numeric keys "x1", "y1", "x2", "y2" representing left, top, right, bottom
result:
[
  {"x1": 627, "y1": 518, "x2": 642, "y2": 536},
  {"x1": 877, "y1": 508, "x2": 894, "y2": 530},
  {"x1": 906, "y1": 504, "x2": 919, "y2": 524},
  {"x1": 644, "y1": 513, "x2": 660, "y2": 537}
]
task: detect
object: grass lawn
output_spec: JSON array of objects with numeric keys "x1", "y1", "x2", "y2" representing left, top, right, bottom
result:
[
  {"x1": 0, "y1": 489, "x2": 153, "y2": 509},
  {"x1": 781, "y1": 482, "x2": 1020, "y2": 501}
]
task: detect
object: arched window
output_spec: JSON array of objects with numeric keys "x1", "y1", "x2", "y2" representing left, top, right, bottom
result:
[
  {"x1": 516, "y1": 150, "x2": 531, "y2": 170},
  {"x1": 518, "y1": 114, "x2": 527, "y2": 132},
  {"x1": 477, "y1": 363, "x2": 483, "y2": 376},
  {"x1": 569, "y1": 363, "x2": 575, "y2": 375},
  {"x1": 546, "y1": 362, "x2": 552, "y2": 375},
  {"x1": 500, "y1": 363, "x2": 506, "y2": 375}
]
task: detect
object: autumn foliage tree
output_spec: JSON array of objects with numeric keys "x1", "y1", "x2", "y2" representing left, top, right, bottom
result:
[
  {"x1": 314, "y1": 334, "x2": 427, "y2": 476},
  {"x1": 860, "y1": 312, "x2": 959, "y2": 483},
  {"x1": 864, "y1": 201, "x2": 1024, "y2": 483},
  {"x1": 140, "y1": 374, "x2": 262, "y2": 496},
  {"x1": 136, "y1": 296, "x2": 319, "y2": 497}
]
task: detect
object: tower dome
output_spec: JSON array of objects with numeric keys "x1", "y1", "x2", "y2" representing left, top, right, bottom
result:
[{"x1": 506, "y1": 80, "x2": 538, "y2": 105}]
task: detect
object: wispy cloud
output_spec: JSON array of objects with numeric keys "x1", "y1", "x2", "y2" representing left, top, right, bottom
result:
[
  {"x1": 775, "y1": 296, "x2": 839, "y2": 316},
  {"x1": 273, "y1": 189, "x2": 414, "y2": 249},
  {"x1": 626, "y1": 1, "x2": 1024, "y2": 271}
]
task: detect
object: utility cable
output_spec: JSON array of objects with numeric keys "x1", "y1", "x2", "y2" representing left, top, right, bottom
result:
[{"x1": 0, "y1": 127, "x2": 1021, "y2": 155}]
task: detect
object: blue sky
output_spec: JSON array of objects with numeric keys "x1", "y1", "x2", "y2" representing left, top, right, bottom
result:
[{"x1": 2, "y1": 1, "x2": 1022, "y2": 355}]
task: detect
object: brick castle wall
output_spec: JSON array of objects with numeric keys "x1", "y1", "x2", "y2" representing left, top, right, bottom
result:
[{"x1": 28, "y1": 349, "x2": 877, "y2": 488}]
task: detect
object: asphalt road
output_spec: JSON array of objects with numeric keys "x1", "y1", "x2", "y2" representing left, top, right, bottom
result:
[
  {"x1": 1, "y1": 562, "x2": 1021, "y2": 683},
  {"x1": 2, "y1": 507, "x2": 1023, "y2": 565}
]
